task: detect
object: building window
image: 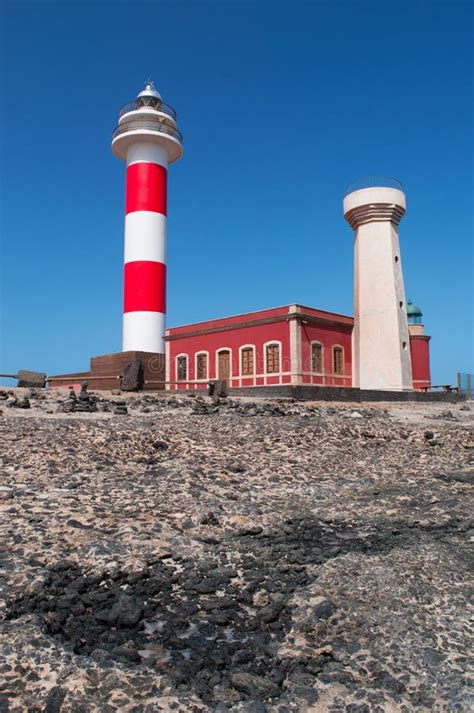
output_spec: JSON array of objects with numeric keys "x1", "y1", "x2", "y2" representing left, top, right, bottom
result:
[
  {"x1": 241, "y1": 347, "x2": 254, "y2": 376},
  {"x1": 177, "y1": 356, "x2": 187, "y2": 381},
  {"x1": 266, "y1": 343, "x2": 280, "y2": 374},
  {"x1": 217, "y1": 349, "x2": 231, "y2": 381},
  {"x1": 333, "y1": 346, "x2": 344, "y2": 375},
  {"x1": 311, "y1": 343, "x2": 323, "y2": 373},
  {"x1": 196, "y1": 353, "x2": 208, "y2": 380}
]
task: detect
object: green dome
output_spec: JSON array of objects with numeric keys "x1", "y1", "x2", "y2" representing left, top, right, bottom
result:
[
  {"x1": 406, "y1": 299, "x2": 422, "y2": 316},
  {"x1": 407, "y1": 299, "x2": 423, "y2": 325}
]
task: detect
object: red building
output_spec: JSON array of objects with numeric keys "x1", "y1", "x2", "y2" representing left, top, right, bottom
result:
[{"x1": 165, "y1": 302, "x2": 431, "y2": 392}]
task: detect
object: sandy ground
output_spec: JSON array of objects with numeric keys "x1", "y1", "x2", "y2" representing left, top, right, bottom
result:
[{"x1": 1, "y1": 387, "x2": 473, "y2": 712}]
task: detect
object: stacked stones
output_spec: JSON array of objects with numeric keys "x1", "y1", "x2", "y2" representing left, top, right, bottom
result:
[
  {"x1": 61, "y1": 384, "x2": 97, "y2": 414},
  {"x1": 191, "y1": 397, "x2": 219, "y2": 416},
  {"x1": 112, "y1": 399, "x2": 128, "y2": 416},
  {"x1": 75, "y1": 383, "x2": 96, "y2": 413},
  {"x1": 4, "y1": 393, "x2": 30, "y2": 409},
  {"x1": 61, "y1": 389, "x2": 78, "y2": 413}
]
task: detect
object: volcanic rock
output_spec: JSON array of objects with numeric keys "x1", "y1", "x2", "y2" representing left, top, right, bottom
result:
[
  {"x1": 121, "y1": 360, "x2": 144, "y2": 391},
  {"x1": 1, "y1": 390, "x2": 472, "y2": 711},
  {"x1": 17, "y1": 369, "x2": 46, "y2": 389}
]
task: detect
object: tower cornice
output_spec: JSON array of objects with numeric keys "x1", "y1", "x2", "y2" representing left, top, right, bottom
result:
[
  {"x1": 344, "y1": 202, "x2": 405, "y2": 229},
  {"x1": 343, "y1": 185, "x2": 406, "y2": 230}
]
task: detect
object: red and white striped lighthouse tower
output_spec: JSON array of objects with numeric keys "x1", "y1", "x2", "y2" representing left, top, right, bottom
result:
[{"x1": 112, "y1": 82, "x2": 183, "y2": 353}]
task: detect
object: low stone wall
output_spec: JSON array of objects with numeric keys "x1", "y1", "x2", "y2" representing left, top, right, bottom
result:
[
  {"x1": 227, "y1": 385, "x2": 463, "y2": 402},
  {"x1": 47, "y1": 352, "x2": 165, "y2": 392}
]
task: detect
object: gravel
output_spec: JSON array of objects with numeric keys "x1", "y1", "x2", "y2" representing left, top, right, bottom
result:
[{"x1": 0, "y1": 388, "x2": 473, "y2": 711}]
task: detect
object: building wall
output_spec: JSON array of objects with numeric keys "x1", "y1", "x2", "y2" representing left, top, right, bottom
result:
[
  {"x1": 166, "y1": 304, "x2": 430, "y2": 392},
  {"x1": 410, "y1": 335, "x2": 431, "y2": 390},
  {"x1": 168, "y1": 306, "x2": 291, "y2": 337},
  {"x1": 300, "y1": 322, "x2": 353, "y2": 386},
  {"x1": 167, "y1": 319, "x2": 292, "y2": 390}
]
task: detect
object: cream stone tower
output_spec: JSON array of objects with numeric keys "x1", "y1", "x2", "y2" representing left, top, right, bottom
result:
[{"x1": 343, "y1": 178, "x2": 412, "y2": 391}]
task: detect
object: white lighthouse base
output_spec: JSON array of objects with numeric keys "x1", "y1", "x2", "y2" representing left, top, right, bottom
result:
[{"x1": 123, "y1": 312, "x2": 166, "y2": 353}]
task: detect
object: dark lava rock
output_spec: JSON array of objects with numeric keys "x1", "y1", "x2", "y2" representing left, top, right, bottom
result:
[
  {"x1": 194, "y1": 578, "x2": 221, "y2": 594},
  {"x1": 94, "y1": 593, "x2": 143, "y2": 627},
  {"x1": 257, "y1": 597, "x2": 287, "y2": 624},
  {"x1": 436, "y1": 471, "x2": 474, "y2": 484},
  {"x1": 110, "y1": 645, "x2": 141, "y2": 662},
  {"x1": 110, "y1": 594, "x2": 143, "y2": 627},
  {"x1": 192, "y1": 401, "x2": 215, "y2": 416},
  {"x1": 44, "y1": 686, "x2": 67, "y2": 713},
  {"x1": 7, "y1": 514, "x2": 452, "y2": 708},
  {"x1": 373, "y1": 670, "x2": 405, "y2": 693},
  {"x1": 230, "y1": 672, "x2": 280, "y2": 699},
  {"x1": 121, "y1": 359, "x2": 144, "y2": 391},
  {"x1": 238, "y1": 701, "x2": 269, "y2": 712},
  {"x1": 200, "y1": 511, "x2": 220, "y2": 526},
  {"x1": 113, "y1": 400, "x2": 128, "y2": 415},
  {"x1": 313, "y1": 598, "x2": 336, "y2": 619},
  {"x1": 238, "y1": 525, "x2": 263, "y2": 537},
  {"x1": 208, "y1": 380, "x2": 228, "y2": 398}
]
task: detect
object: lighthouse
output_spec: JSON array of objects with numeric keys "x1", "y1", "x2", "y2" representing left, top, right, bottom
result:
[
  {"x1": 407, "y1": 299, "x2": 432, "y2": 391},
  {"x1": 112, "y1": 82, "x2": 183, "y2": 353},
  {"x1": 343, "y1": 178, "x2": 413, "y2": 391}
]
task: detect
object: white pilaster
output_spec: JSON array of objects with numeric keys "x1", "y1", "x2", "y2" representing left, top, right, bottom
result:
[{"x1": 288, "y1": 305, "x2": 302, "y2": 384}]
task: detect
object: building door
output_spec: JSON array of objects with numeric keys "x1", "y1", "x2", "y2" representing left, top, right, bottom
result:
[{"x1": 218, "y1": 350, "x2": 230, "y2": 381}]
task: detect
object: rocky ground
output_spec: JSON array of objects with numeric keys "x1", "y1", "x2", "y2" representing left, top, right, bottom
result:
[{"x1": 0, "y1": 387, "x2": 473, "y2": 712}]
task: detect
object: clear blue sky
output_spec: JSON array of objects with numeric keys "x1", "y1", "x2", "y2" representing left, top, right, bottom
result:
[{"x1": 1, "y1": 0, "x2": 472, "y2": 384}]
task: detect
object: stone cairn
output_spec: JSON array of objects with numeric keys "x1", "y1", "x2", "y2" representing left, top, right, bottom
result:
[
  {"x1": 62, "y1": 383, "x2": 97, "y2": 413},
  {"x1": 2, "y1": 392, "x2": 30, "y2": 409},
  {"x1": 192, "y1": 380, "x2": 229, "y2": 415},
  {"x1": 112, "y1": 399, "x2": 128, "y2": 416}
]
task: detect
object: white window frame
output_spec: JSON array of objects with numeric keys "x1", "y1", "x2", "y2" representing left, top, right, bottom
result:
[
  {"x1": 175, "y1": 353, "x2": 188, "y2": 382},
  {"x1": 215, "y1": 348, "x2": 233, "y2": 381},
  {"x1": 310, "y1": 340, "x2": 324, "y2": 374},
  {"x1": 332, "y1": 344, "x2": 344, "y2": 375},
  {"x1": 239, "y1": 344, "x2": 256, "y2": 377},
  {"x1": 263, "y1": 340, "x2": 282, "y2": 377},
  {"x1": 195, "y1": 350, "x2": 209, "y2": 382}
]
